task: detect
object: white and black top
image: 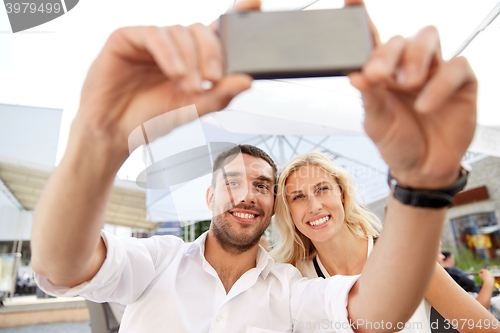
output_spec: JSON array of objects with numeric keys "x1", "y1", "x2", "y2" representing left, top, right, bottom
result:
[{"x1": 298, "y1": 236, "x2": 432, "y2": 333}]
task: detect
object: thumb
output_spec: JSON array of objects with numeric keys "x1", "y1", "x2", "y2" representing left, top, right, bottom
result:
[
  {"x1": 196, "y1": 74, "x2": 253, "y2": 116},
  {"x1": 344, "y1": 0, "x2": 380, "y2": 47},
  {"x1": 230, "y1": 0, "x2": 262, "y2": 12},
  {"x1": 349, "y1": 72, "x2": 391, "y2": 142},
  {"x1": 210, "y1": 0, "x2": 262, "y2": 31}
]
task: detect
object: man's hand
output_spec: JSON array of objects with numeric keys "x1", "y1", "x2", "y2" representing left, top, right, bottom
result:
[
  {"x1": 75, "y1": 19, "x2": 257, "y2": 162},
  {"x1": 33, "y1": 0, "x2": 263, "y2": 287},
  {"x1": 479, "y1": 269, "x2": 495, "y2": 286},
  {"x1": 477, "y1": 269, "x2": 495, "y2": 310},
  {"x1": 349, "y1": 22, "x2": 477, "y2": 189}
]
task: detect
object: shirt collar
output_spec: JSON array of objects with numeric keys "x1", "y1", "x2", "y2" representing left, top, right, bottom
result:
[
  {"x1": 187, "y1": 230, "x2": 274, "y2": 279},
  {"x1": 185, "y1": 230, "x2": 208, "y2": 258},
  {"x1": 255, "y1": 244, "x2": 274, "y2": 279}
]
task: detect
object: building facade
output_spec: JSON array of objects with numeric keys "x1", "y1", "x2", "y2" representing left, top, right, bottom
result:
[{"x1": 367, "y1": 156, "x2": 500, "y2": 259}]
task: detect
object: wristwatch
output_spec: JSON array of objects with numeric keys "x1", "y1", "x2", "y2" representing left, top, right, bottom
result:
[{"x1": 387, "y1": 164, "x2": 470, "y2": 209}]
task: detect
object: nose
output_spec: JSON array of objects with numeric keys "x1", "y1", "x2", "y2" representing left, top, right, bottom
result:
[
  {"x1": 307, "y1": 194, "x2": 322, "y2": 214},
  {"x1": 240, "y1": 182, "x2": 257, "y2": 204}
]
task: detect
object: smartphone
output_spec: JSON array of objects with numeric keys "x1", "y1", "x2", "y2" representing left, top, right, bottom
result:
[{"x1": 218, "y1": 6, "x2": 373, "y2": 79}]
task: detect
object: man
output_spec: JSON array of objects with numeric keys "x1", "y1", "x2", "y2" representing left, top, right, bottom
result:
[
  {"x1": 440, "y1": 251, "x2": 496, "y2": 310},
  {"x1": 31, "y1": 0, "x2": 479, "y2": 332}
]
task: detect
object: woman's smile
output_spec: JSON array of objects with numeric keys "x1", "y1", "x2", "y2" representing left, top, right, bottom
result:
[{"x1": 306, "y1": 214, "x2": 331, "y2": 228}]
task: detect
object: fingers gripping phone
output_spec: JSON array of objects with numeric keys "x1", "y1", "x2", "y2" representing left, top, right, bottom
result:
[{"x1": 218, "y1": 6, "x2": 373, "y2": 79}]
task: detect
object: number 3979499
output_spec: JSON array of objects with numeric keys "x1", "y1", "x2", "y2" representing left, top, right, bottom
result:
[{"x1": 5, "y1": 2, "x2": 61, "y2": 14}]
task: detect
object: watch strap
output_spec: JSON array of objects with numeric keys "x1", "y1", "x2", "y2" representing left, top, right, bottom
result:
[{"x1": 388, "y1": 167, "x2": 469, "y2": 208}]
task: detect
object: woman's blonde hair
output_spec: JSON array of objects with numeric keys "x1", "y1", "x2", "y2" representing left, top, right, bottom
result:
[{"x1": 270, "y1": 151, "x2": 381, "y2": 270}]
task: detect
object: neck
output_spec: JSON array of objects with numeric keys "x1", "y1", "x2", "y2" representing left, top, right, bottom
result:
[
  {"x1": 313, "y1": 226, "x2": 368, "y2": 276},
  {"x1": 204, "y1": 229, "x2": 259, "y2": 293}
]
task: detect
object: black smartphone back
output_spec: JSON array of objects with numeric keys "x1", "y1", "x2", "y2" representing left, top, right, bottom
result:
[{"x1": 219, "y1": 6, "x2": 373, "y2": 79}]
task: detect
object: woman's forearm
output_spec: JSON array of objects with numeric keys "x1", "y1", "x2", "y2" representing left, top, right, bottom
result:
[{"x1": 348, "y1": 195, "x2": 446, "y2": 332}]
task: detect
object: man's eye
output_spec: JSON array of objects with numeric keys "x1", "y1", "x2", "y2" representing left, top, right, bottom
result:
[
  {"x1": 227, "y1": 181, "x2": 238, "y2": 186},
  {"x1": 255, "y1": 184, "x2": 272, "y2": 194}
]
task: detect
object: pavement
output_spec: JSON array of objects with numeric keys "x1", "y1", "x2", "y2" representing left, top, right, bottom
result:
[
  {"x1": 0, "y1": 295, "x2": 87, "y2": 313},
  {"x1": 0, "y1": 321, "x2": 91, "y2": 333},
  {"x1": 0, "y1": 295, "x2": 90, "y2": 330}
]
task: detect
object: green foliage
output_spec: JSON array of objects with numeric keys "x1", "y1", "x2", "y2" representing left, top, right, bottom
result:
[
  {"x1": 449, "y1": 244, "x2": 500, "y2": 284},
  {"x1": 194, "y1": 220, "x2": 211, "y2": 239}
]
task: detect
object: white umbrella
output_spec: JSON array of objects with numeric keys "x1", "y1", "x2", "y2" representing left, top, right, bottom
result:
[
  {"x1": 136, "y1": 0, "x2": 500, "y2": 223},
  {"x1": 143, "y1": 118, "x2": 389, "y2": 223}
]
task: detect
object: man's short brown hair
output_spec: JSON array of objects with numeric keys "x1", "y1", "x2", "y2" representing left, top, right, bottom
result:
[{"x1": 211, "y1": 144, "x2": 277, "y2": 191}]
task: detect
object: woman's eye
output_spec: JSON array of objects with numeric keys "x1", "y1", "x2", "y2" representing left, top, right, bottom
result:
[
  {"x1": 318, "y1": 186, "x2": 329, "y2": 193},
  {"x1": 293, "y1": 194, "x2": 304, "y2": 201},
  {"x1": 227, "y1": 181, "x2": 238, "y2": 186}
]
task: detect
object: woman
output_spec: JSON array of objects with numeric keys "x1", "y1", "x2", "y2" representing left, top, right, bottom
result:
[{"x1": 271, "y1": 151, "x2": 499, "y2": 333}]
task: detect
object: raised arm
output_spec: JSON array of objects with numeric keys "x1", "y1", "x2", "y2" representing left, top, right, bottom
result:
[
  {"x1": 344, "y1": 2, "x2": 477, "y2": 331},
  {"x1": 476, "y1": 269, "x2": 496, "y2": 309},
  {"x1": 30, "y1": 21, "x2": 254, "y2": 287},
  {"x1": 427, "y1": 264, "x2": 500, "y2": 332}
]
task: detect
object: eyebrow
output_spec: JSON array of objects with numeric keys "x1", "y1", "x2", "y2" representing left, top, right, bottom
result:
[
  {"x1": 219, "y1": 171, "x2": 273, "y2": 183},
  {"x1": 221, "y1": 171, "x2": 243, "y2": 179},
  {"x1": 287, "y1": 181, "x2": 333, "y2": 196},
  {"x1": 255, "y1": 175, "x2": 273, "y2": 183}
]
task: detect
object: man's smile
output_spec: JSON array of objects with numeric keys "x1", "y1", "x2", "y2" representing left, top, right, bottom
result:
[{"x1": 229, "y1": 209, "x2": 260, "y2": 224}]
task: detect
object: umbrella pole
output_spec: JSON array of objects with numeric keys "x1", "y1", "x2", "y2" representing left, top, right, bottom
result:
[{"x1": 452, "y1": 1, "x2": 500, "y2": 58}]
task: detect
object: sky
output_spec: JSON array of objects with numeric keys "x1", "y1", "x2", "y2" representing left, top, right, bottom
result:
[{"x1": 1, "y1": 0, "x2": 499, "y2": 180}]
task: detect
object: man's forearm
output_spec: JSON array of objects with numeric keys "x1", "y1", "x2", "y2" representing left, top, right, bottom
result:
[
  {"x1": 31, "y1": 121, "x2": 127, "y2": 285},
  {"x1": 349, "y1": 195, "x2": 446, "y2": 331},
  {"x1": 477, "y1": 282, "x2": 494, "y2": 309}
]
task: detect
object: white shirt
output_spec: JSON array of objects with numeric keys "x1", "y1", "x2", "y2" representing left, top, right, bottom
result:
[
  {"x1": 35, "y1": 230, "x2": 360, "y2": 333},
  {"x1": 298, "y1": 236, "x2": 432, "y2": 333}
]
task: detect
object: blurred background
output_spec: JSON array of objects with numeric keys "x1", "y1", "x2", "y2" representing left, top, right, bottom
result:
[{"x1": 1, "y1": 0, "x2": 500, "y2": 331}]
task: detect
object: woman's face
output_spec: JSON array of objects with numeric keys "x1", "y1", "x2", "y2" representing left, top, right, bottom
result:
[{"x1": 285, "y1": 164, "x2": 346, "y2": 244}]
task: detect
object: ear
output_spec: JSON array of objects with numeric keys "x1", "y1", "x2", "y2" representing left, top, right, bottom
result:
[{"x1": 206, "y1": 186, "x2": 215, "y2": 211}]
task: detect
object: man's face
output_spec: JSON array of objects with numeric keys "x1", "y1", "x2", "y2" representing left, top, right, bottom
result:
[
  {"x1": 206, "y1": 153, "x2": 275, "y2": 254},
  {"x1": 437, "y1": 252, "x2": 446, "y2": 266},
  {"x1": 443, "y1": 255, "x2": 455, "y2": 268}
]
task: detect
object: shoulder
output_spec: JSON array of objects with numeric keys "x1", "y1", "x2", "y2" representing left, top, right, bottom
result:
[
  {"x1": 445, "y1": 266, "x2": 465, "y2": 276},
  {"x1": 268, "y1": 259, "x2": 319, "y2": 280},
  {"x1": 296, "y1": 259, "x2": 319, "y2": 279},
  {"x1": 270, "y1": 262, "x2": 302, "y2": 276},
  {"x1": 103, "y1": 231, "x2": 186, "y2": 252},
  {"x1": 102, "y1": 231, "x2": 190, "y2": 267},
  {"x1": 148, "y1": 234, "x2": 187, "y2": 248},
  {"x1": 148, "y1": 234, "x2": 193, "y2": 259}
]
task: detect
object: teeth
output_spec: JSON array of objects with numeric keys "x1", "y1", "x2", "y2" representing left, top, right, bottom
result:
[
  {"x1": 309, "y1": 216, "x2": 329, "y2": 226},
  {"x1": 233, "y1": 212, "x2": 255, "y2": 219}
]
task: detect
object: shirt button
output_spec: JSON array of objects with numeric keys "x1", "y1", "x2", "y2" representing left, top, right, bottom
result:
[{"x1": 216, "y1": 316, "x2": 222, "y2": 322}]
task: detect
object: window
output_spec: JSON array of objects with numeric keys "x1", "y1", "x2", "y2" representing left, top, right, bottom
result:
[{"x1": 451, "y1": 212, "x2": 500, "y2": 260}]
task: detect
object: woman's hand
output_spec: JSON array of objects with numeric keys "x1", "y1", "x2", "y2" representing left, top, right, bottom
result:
[{"x1": 349, "y1": 20, "x2": 477, "y2": 189}]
